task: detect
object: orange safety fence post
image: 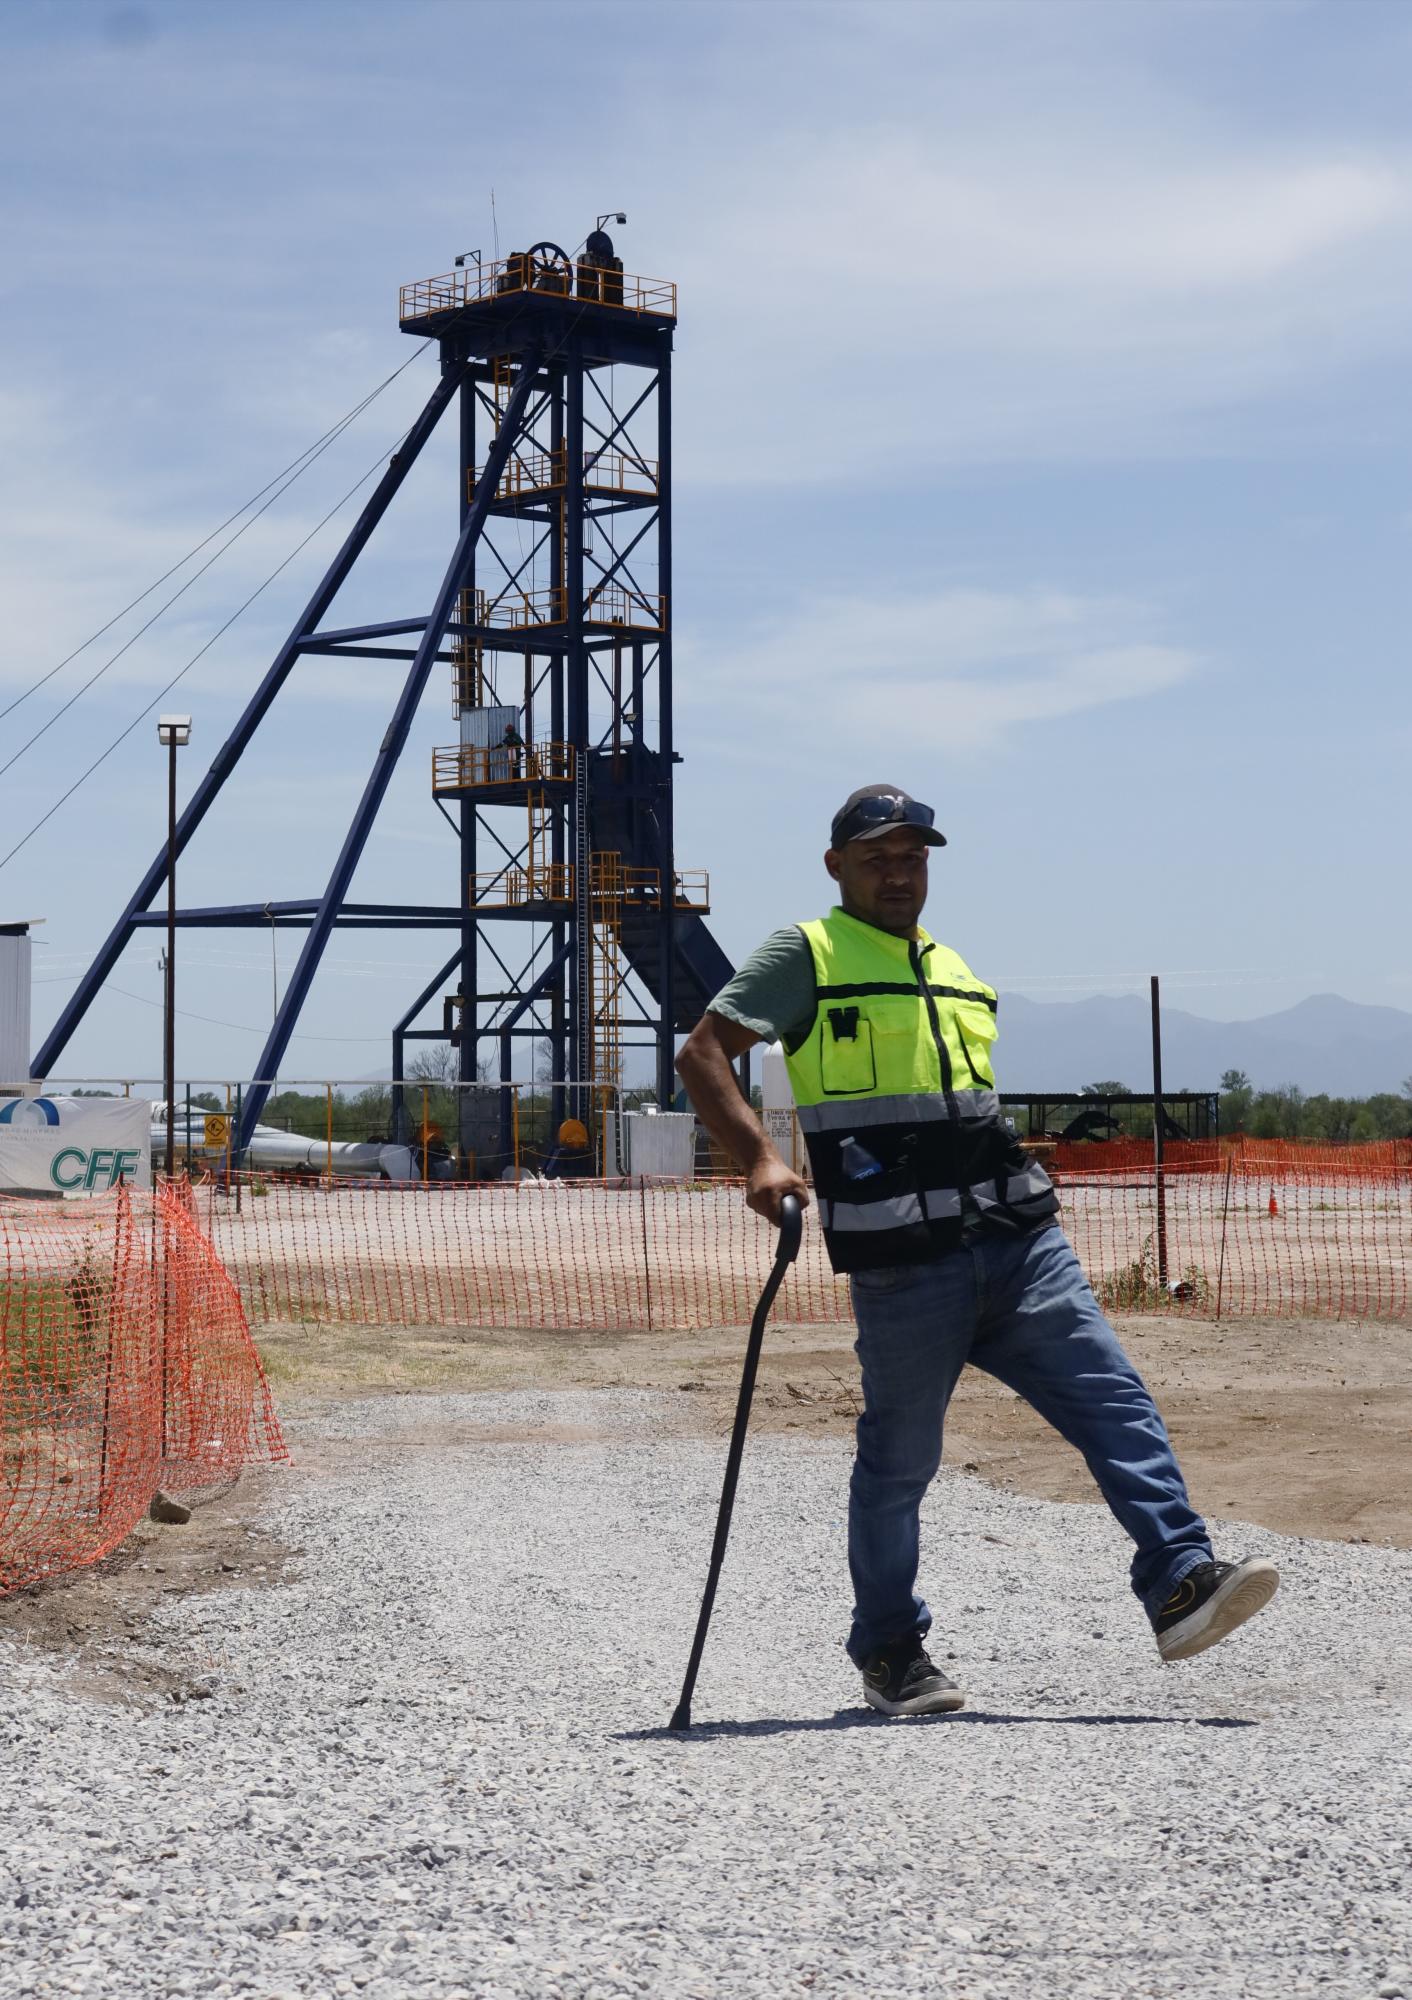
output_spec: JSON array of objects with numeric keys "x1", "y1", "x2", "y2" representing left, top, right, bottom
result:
[{"x1": 421, "y1": 1086, "x2": 430, "y2": 1183}]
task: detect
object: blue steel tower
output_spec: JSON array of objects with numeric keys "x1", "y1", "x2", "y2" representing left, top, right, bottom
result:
[{"x1": 34, "y1": 231, "x2": 733, "y2": 1168}]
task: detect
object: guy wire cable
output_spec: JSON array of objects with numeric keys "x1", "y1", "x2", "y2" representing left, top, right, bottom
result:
[
  {"x1": 0, "y1": 339, "x2": 433, "y2": 730},
  {"x1": 100, "y1": 983, "x2": 388, "y2": 1043},
  {"x1": 0, "y1": 416, "x2": 421, "y2": 878},
  {"x1": 5, "y1": 276, "x2": 600, "y2": 867},
  {"x1": 0, "y1": 344, "x2": 434, "y2": 782},
  {"x1": 7, "y1": 265, "x2": 587, "y2": 764}
]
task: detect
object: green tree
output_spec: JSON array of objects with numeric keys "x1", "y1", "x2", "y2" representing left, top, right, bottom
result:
[
  {"x1": 1360, "y1": 1093, "x2": 1412, "y2": 1140},
  {"x1": 1249, "y1": 1084, "x2": 1305, "y2": 1140},
  {"x1": 260, "y1": 1089, "x2": 326, "y2": 1139},
  {"x1": 1301, "y1": 1095, "x2": 1357, "y2": 1144},
  {"x1": 1218, "y1": 1068, "x2": 1253, "y2": 1132}
]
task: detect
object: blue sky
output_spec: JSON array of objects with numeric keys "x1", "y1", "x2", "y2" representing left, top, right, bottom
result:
[{"x1": 1, "y1": 0, "x2": 1409, "y2": 1085}]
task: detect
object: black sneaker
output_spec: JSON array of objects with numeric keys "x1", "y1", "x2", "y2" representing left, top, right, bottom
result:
[
  {"x1": 1152, "y1": 1556, "x2": 1280, "y2": 1661},
  {"x1": 860, "y1": 1637, "x2": 966, "y2": 1715}
]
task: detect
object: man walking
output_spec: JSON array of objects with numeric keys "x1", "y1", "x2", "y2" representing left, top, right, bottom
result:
[{"x1": 676, "y1": 785, "x2": 1278, "y2": 1715}]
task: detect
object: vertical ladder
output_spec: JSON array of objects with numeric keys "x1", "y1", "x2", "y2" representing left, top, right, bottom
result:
[
  {"x1": 572, "y1": 760, "x2": 591, "y2": 1107},
  {"x1": 525, "y1": 788, "x2": 555, "y2": 900},
  {"x1": 451, "y1": 586, "x2": 484, "y2": 717},
  {"x1": 588, "y1": 854, "x2": 627, "y2": 1105}
]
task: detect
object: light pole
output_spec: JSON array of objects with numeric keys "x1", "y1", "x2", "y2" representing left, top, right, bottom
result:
[{"x1": 157, "y1": 715, "x2": 191, "y2": 1178}]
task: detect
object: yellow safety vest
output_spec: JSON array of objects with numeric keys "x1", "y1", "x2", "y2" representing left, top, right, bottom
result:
[{"x1": 784, "y1": 907, "x2": 1057, "y2": 1273}]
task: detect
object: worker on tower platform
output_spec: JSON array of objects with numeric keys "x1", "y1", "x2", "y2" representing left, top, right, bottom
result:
[
  {"x1": 501, "y1": 720, "x2": 524, "y2": 780},
  {"x1": 676, "y1": 784, "x2": 1279, "y2": 1716}
]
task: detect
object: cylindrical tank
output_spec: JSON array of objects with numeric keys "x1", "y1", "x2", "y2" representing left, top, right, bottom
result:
[
  {"x1": 0, "y1": 926, "x2": 33, "y2": 1085},
  {"x1": 761, "y1": 1041, "x2": 805, "y2": 1174}
]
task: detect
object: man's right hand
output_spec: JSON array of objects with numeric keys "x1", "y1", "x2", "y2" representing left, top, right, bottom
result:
[{"x1": 745, "y1": 1157, "x2": 811, "y2": 1227}]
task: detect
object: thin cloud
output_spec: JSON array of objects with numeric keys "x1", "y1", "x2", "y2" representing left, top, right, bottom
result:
[{"x1": 688, "y1": 589, "x2": 1199, "y2": 753}]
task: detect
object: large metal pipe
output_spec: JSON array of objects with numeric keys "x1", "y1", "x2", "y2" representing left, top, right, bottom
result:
[{"x1": 149, "y1": 1110, "x2": 415, "y2": 1181}]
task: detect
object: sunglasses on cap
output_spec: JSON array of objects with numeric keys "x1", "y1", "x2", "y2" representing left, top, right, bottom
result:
[{"x1": 832, "y1": 795, "x2": 938, "y2": 846}]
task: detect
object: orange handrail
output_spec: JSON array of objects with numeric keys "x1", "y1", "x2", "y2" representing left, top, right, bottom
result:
[
  {"x1": 401, "y1": 260, "x2": 677, "y2": 324},
  {"x1": 432, "y1": 742, "x2": 575, "y2": 794}
]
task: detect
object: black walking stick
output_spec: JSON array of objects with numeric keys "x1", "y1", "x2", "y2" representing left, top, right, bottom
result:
[{"x1": 669, "y1": 1193, "x2": 804, "y2": 1730}]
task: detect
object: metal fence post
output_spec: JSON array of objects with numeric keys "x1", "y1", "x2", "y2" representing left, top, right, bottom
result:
[
  {"x1": 1151, "y1": 974, "x2": 1168, "y2": 1287},
  {"x1": 1214, "y1": 1156, "x2": 1234, "y2": 1322}
]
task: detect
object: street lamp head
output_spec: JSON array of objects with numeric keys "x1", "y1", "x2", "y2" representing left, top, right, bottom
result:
[{"x1": 157, "y1": 714, "x2": 192, "y2": 747}]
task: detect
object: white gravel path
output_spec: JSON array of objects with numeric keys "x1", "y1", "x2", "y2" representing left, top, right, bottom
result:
[{"x1": 3, "y1": 1388, "x2": 1410, "y2": 1999}]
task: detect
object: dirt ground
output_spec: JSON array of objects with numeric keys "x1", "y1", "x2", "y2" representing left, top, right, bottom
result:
[
  {"x1": 4, "y1": 1309, "x2": 1408, "y2": 1699},
  {"x1": 254, "y1": 1307, "x2": 1412, "y2": 1550}
]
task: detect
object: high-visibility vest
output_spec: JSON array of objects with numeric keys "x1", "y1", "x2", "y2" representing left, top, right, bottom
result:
[{"x1": 784, "y1": 907, "x2": 1058, "y2": 1273}]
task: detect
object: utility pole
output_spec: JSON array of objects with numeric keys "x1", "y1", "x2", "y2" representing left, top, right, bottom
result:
[{"x1": 157, "y1": 716, "x2": 192, "y2": 1178}]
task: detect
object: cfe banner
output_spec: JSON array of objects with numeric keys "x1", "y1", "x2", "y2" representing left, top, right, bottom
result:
[{"x1": 0, "y1": 1095, "x2": 152, "y2": 1196}]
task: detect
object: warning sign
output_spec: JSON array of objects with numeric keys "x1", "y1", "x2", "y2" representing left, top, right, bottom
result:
[{"x1": 203, "y1": 1114, "x2": 231, "y2": 1150}]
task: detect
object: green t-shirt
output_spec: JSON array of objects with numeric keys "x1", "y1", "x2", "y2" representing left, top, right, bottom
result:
[{"x1": 708, "y1": 926, "x2": 818, "y2": 1053}]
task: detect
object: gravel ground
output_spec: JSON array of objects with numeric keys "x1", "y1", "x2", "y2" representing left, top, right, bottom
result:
[{"x1": 3, "y1": 1387, "x2": 1411, "y2": 2000}]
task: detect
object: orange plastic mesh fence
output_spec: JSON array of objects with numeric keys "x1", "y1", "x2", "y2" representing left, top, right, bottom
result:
[
  {"x1": 1050, "y1": 1139, "x2": 1222, "y2": 1175},
  {"x1": 2, "y1": 1184, "x2": 287, "y2": 1598},
  {"x1": 1228, "y1": 1137, "x2": 1412, "y2": 1174},
  {"x1": 1051, "y1": 1137, "x2": 1412, "y2": 1176},
  {"x1": 187, "y1": 1170, "x2": 1411, "y2": 1334}
]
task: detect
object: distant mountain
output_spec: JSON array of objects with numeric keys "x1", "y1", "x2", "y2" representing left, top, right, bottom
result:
[
  {"x1": 992, "y1": 992, "x2": 1412, "y2": 1099},
  {"x1": 351, "y1": 995, "x2": 1412, "y2": 1099}
]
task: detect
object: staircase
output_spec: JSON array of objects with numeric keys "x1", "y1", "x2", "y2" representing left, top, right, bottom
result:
[
  {"x1": 615, "y1": 904, "x2": 734, "y2": 1032},
  {"x1": 586, "y1": 746, "x2": 734, "y2": 1032}
]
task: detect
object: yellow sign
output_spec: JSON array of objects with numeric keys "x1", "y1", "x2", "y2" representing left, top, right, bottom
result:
[{"x1": 203, "y1": 1114, "x2": 231, "y2": 1150}]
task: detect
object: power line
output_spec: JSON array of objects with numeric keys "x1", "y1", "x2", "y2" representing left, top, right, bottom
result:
[
  {"x1": 0, "y1": 347, "x2": 434, "y2": 786},
  {"x1": 0, "y1": 341, "x2": 432, "y2": 732},
  {"x1": 102, "y1": 982, "x2": 385, "y2": 1043},
  {"x1": 0, "y1": 425, "x2": 416, "y2": 879},
  {"x1": 35, "y1": 955, "x2": 449, "y2": 986}
]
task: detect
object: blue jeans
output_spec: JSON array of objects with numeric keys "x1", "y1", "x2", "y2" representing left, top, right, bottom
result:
[{"x1": 845, "y1": 1225, "x2": 1212, "y2": 1664}]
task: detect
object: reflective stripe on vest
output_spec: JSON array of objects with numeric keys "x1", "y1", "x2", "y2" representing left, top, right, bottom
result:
[{"x1": 782, "y1": 908, "x2": 1057, "y2": 1272}]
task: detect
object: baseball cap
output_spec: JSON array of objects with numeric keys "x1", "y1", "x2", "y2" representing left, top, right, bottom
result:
[{"x1": 830, "y1": 784, "x2": 947, "y2": 850}]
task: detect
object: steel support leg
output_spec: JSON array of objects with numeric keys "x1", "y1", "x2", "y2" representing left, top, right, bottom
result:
[
  {"x1": 237, "y1": 360, "x2": 542, "y2": 1146},
  {"x1": 33, "y1": 359, "x2": 466, "y2": 1079}
]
